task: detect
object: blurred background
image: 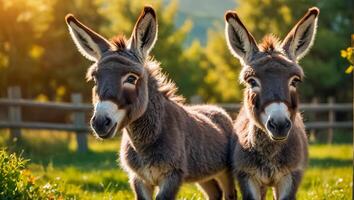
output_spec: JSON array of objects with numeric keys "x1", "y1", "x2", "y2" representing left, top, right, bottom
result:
[
  {"x1": 0, "y1": 0, "x2": 352, "y2": 103},
  {"x1": 0, "y1": 0, "x2": 352, "y2": 199}
]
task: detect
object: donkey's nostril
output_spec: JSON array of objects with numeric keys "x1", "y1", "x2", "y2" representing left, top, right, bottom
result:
[
  {"x1": 266, "y1": 117, "x2": 292, "y2": 140},
  {"x1": 91, "y1": 115, "x2": 113, "y2": 136},
  {"x1": 104, "y1": 117, "x2": 111, "y2": 127},
  {"x1": 284, "y1": 119, "x2": 291, "y2": 129},
  {"x1": 268, "y1": 118, "x2": 276, "y2": 130}
]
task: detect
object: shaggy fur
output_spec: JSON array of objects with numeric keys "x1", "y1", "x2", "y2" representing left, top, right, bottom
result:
[
  {"x1": 225, "y1": 7, "x2": 319, "y2": 200},
  {"x1": 258, "y1": 35, "x2": 283, "y2": 54},
  {"x1": 110, "y1": 35, "x2": 127, "y2": 51},
  {"x1": 66, "y1": 6, "x2": 236, "y2": 200}
]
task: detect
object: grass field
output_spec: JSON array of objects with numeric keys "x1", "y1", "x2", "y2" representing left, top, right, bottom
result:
[{"x1": 0, "y1": 130, "x2": 352, "y2": 199}]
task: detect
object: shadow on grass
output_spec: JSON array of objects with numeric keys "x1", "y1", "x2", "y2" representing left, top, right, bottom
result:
[
  {"x1": 309, "y1": 157, "x2": 352, "y2": 168},
  {"x1": 31, "y1": 150, "x2": 120, "y2": 171},
  {"x1": 4, "y1": 134, "x2": 120, "y2": 172},
  {"x1": 68, "y1": 176, "x2": 131, "y2": 193}
]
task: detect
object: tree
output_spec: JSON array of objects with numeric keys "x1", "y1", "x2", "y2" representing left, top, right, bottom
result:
[
  {"x1": 37, "y1": 0, "x2": 105, "y2": 101},
  {"x1": 0, "y1": 0, "x2": 201, "y2": 102},
  {"x1": 0, "y1": 0, "x2": 53, "y2": 97},
  {"x1": 198, "y1": 30, "x2": 243, "y2": 103}
]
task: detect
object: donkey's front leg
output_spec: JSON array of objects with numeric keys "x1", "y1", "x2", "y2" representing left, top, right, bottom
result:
[
  {"x1": 130, "y1": 175, "x2": 154, "y2": 200},
  {"x1": 237, "y1": 172, "x2": 262, "y2": 200},
  {"x1": 155, "y1": 170, "x2": 183, "y2": 200},
  {"x1": 273, "y1": 171, "x2": 303, "y2": 200},
  {"x1": 216, "y1": 170, "x2": 237, "y2": 200}
]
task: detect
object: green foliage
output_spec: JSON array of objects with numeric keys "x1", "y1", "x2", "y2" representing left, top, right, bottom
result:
[
  {"x1": 0, "y1": 0, "x2": 52, "y2": 97},
  {"x1": 0, "y1": 149, "x2": 65, "y2": 199},
  {"x1": 0, "y1": 0, "x2": 102, "y2": 100},
  {"x1": 198, "y1": 30, "x2": 243, "y2": 102},
  {"x1": 340, "y1": 35, "x2": 354, "y2": 74}
]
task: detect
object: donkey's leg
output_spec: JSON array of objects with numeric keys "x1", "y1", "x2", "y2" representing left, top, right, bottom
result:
[
  {"x1": 273, "y1": 171, "x2": 303, "y2": 200},
  {"x1": 215, "y1": 170, "x2": 237, "y2": 200},
  {"x1": 155, "y1": 170, "x2": 183, "y2": 200},
  {"x1": 260, "y1": 186, "x2": 267, "y2": 200},
  {"x1": 197, "y1": 179, "x2": 223, "y2": 200},
  {"x1": 130, "y1": 175, "x2": 154, "y2": 200},
  {"x1": 236, "y1": 172, "x2": 261, "y2": 200}
]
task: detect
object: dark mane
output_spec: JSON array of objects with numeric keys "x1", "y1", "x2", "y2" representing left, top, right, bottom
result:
[
  {"x1": 259, "y1": 34, "x2": 283, "y2": 54},
  {"x1": 145, "y1": 59, "x2": 185, "y2": 103},
  {"x1": 110, "y1": 35, "x2": 127, "y2": 51}
]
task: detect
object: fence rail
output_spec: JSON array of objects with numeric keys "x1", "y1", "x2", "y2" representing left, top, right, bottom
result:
[
  {"x1": 0, "y1": 99, "x2": 91, "y2": 111},
  {"x1": 0, "y1": 87, "x2": 352, "y2": 152}
]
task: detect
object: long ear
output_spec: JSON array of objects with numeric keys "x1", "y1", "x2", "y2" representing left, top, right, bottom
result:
[
  {"x1": 281, "y1": 7, "x2": 319, "y2": 61},
  {"x1": 65, "y1": 14, "x2": 112, "y2": 61},
  {"x1": 225, "y1": 11, "x2": 259, "y2": 64},
  {"x1": 129, "y1": 6, "x2": 158, "y2": 59}
]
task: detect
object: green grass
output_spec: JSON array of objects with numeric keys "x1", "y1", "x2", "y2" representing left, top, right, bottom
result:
[
  {"x1": 0, "y1": 130, "x2": 352, "y2": 199},
  {"x1": 296, "y1": 145, "x2": 353, "y2": 199}
]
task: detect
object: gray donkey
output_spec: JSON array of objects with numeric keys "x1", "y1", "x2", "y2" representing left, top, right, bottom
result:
[
  {"x1": 65, "y1": 6, "x2": 236, "y2": 200},
  {"x1": 224, "y1": 7, "x2": 319, "y2": 200}
]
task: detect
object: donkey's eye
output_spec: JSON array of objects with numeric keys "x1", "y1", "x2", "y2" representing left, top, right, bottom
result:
[
  {"x1": 247, "y1": 78, "x2": 259, "y2": 88},
  {"x1": 125, "y1": 75, "x2": 138, "y2": 85},
  {"x1": 290, "y1": 77, "x2": 301, "y2": 88}
]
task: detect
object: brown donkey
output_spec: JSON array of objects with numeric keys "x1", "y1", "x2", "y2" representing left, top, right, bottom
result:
[
  {"x1": 224, "y1": 7, "x2": 319, "y2": 200},
  {"x1": 65, "y1": 6, "x2": 236, "y2": 200}
]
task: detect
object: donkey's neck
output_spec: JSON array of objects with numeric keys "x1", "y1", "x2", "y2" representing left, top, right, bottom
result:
[{"x1": 126, "y1": 75, "x2": 167, "y2": 152}]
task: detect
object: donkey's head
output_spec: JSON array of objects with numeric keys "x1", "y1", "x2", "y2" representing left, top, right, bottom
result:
[
  {"x1": 225, "y1": 8, "x2": 319, "y2": 141},
  {"x1": 65, "y1": 6, "x2": 157, "y2": 139}
]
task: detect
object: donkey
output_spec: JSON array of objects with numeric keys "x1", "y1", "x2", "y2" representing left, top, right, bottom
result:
[
  {"x1": 224, "y1": 7, "x2": 319, "y2": 200},
  {"x1": 65, "y1": 6, "x2": 236, "y2": 200}
]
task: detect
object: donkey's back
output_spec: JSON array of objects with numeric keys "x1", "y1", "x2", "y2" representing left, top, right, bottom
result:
[
  {"x1": 182, "y1": 105, "x2": 235, "y2": 181},
  {"x1": 191, "y1": 105, "x2": 234, "y2": 135}
]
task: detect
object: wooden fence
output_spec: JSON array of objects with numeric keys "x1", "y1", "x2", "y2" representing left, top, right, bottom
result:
[{"x1": 0, "y1": 87, "x2": 352, "y2": 152}]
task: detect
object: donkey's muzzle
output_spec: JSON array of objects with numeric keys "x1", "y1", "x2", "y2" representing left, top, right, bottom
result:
[
  {"x1": 91, "y1": 115, "x2": 117, "y2": 138},
  {"x1": 266, "y1": 117, "x2": 292, "y2": 141}
]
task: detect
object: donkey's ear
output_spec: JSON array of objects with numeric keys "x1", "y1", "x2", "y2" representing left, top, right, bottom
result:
[
  {"x1": 65, "y1": 14, "x2": 112, "y2": 62},
  {"x1": 281, "y1": 7, "x2": 319, "y2": 61},
  {"x1": 129, "y1": 6, "x2": 158, "y2": 59},
  {"x1": 225, "y1": 11, "x2": 259, "y2": 64}
]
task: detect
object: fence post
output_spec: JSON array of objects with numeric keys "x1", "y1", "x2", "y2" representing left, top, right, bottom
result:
[
  {"x1": 327, "y1": 97, "x2": 335, "y2": 144},
  {"x1": 71, "y1": 93, "x2": 88, "y2": 152},
  {"x1": 8, "y1": 87, "x2": 22, "y2": 140},
  {"x1": 309, "y1": 97, "x2": 318, "y2": 142}
]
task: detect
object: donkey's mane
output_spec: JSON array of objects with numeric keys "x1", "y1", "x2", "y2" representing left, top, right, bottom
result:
[
  {"x1": 259, "y1": 34, "x2": 284, "y2": 54},
  {"x1": 110, "y1": 35, "x2": 127, "y2": 51},
  {"x1": 145, "y1": 59, "x2": 185, "y2": 103}
]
